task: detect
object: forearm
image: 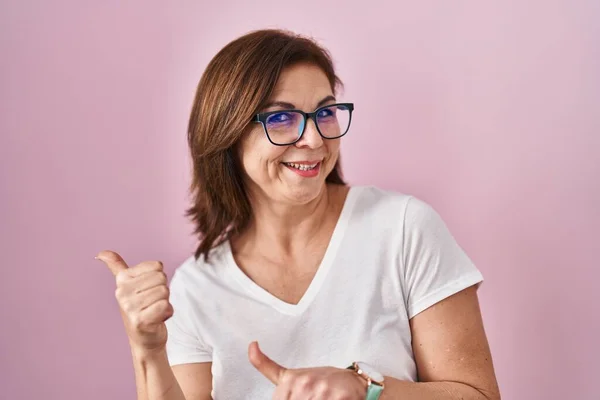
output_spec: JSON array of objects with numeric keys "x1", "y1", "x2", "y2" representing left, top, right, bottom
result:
[
  {"x1": 130, "y1": 346, "x2": 187, "y2": 400},
  {"x1": 381, "y1": 376, "x2": 499, "y2": 400}
]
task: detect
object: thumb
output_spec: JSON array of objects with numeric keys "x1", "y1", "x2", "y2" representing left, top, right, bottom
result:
[
  {"x1": 95, "y1": 250, "x2": 129, "y2": 277},
  {"x1": 248, "y1": 341, "x2": 286, "y2": 385}
]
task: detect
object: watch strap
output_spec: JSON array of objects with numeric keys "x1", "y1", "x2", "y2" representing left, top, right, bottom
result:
[{"x1": 365, "y1": 382, "x2": 384, "y2": 400}]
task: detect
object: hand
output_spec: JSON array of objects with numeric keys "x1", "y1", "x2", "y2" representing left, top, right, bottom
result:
[
  {"x1": 96, "y1": 250, "x2": 174, "y2": 353},
  {"x1": 248, "y1": 341, "x2": 367, "y2": 400}
]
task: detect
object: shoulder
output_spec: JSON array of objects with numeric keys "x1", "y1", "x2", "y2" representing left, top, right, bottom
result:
[
  {"x1": 350, "y1": 185, "x2": 411, "y2": 213},
  {"x1": 348, "y1": 186, "x2": 449, "y2": 242},
  {"x1": 350, "y1": 185, "x2": 437, "y2": 223}
]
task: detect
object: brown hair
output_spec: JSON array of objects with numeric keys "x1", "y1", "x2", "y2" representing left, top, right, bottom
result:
[{"x1": 186, "y1": 29, "x2": 345, "y2": 260}]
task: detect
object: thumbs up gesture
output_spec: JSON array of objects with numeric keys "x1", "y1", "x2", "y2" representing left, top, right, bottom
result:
[
  {"x1": 248, "y1": 342, "x2": 367, "y2": 399},
  {"x1": 96, "y1": 250, "x2": 173, "y2": 353}
]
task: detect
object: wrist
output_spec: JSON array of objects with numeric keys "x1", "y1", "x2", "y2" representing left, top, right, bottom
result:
[
  {"x1": 347, "y1": 362, "x2": 385, "y2": 400},
  {"x1": 347, "y1": 368, "x2": 369, "y2": 395}
]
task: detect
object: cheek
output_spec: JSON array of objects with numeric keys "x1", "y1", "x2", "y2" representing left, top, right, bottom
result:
[
  {"x1": 239, "y1": 133, "x2": 287, "y2": 176},
  {"x1": 325, "y1": 140, "x2": 341, "y2": 165}
]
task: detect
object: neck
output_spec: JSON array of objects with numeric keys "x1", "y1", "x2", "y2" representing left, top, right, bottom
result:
[{"x1": 233, "y1": 184, "x2": 345, "y2": 258}]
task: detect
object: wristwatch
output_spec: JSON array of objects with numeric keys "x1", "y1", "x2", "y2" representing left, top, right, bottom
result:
[{"x1": 347, "y1": 361, "x2": 385, "y2": 400}]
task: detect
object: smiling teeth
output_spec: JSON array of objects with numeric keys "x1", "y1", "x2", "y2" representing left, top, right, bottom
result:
[{"x1": 285, "y1": 162, "x2": 318, "y2": 171}]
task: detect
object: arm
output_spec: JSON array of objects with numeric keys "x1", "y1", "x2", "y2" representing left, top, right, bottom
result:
[
  {"x1": 380, "y1": 285, "x2": 501, "y2": 400},
  {"x1": 96, "y1": 251, "x2": 213, "y2": 400},
  {"x1": 130, "y1": 347, "x2": 185, "y2": 400},
  {"x1": 246, "y1": 286, "x2": 499, "y2": 399},
  {"x1": 172, "y1": 362, "x2": 213, "y2": 400},
  {"x1": 129, "y1": 346, "x2": 213, "y2": 400}
]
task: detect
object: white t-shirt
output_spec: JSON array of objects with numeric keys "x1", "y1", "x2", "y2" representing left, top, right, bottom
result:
[{"x1": 166, "y1": 186, "x2": 483, "y2": 399}]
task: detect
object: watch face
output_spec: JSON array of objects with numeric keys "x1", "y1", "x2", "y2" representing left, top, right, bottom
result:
[{"x1": 356, "y1": 362, "x2": 384, "y2": 383}]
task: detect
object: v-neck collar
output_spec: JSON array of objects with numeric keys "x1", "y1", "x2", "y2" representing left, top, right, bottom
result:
[{"x1": 223, "y1": 186, "x2": 361, "y2": 316}]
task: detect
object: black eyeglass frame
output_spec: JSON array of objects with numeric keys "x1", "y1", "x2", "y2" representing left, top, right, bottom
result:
[{"x1": 252, "y1": 102, "x2": 355, "y2": 146}]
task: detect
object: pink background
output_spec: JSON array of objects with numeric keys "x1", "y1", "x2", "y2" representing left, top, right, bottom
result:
[{"x1": 1, "y1": 1, "x2": 598, "y2": 399}]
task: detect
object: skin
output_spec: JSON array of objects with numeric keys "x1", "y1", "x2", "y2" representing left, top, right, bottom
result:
[
  {"x1": 97, "y1": 63, "x2": 500, "y2": 400},
  {"x1": 232, "y1": 63, "x2": 348, "y2": 307}
]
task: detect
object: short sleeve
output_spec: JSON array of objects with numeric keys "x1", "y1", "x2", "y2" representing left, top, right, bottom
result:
[
  {"x1": 402, "y1": 196, "x2": 484, "y2": 319},
  {"x1": 165, "y1": 270, "x2": 213, "y2": 366}
]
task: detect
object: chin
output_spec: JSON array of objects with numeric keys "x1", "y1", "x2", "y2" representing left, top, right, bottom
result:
[
  {"x1": 259, "y1": 162, "x2": 334, "y2": 204},
  {"x1": 282, "y1": 180, "x2": 329, "y2": 205}
]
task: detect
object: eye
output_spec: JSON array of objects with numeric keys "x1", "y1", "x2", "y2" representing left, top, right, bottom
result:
[
  {"x1": 317, "y1": 107, "x2": 336, "y2": 120},
  {"x1": 266, "y1": 112, "x2": 294, "y2": 125}
]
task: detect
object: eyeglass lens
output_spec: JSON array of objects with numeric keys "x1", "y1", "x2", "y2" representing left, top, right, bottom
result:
[{"x1": 264, "y1": 104, "x2": 351, "y2": 144}]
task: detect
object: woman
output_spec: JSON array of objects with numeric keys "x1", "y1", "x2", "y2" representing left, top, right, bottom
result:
[{"x1": 97, "y1": 29, "x2": 501, "y2": 400}]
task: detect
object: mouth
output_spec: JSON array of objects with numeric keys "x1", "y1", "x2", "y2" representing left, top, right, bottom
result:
[
  {"x1": 281, "y1": 161, "x2": 320, "y2": 171},
  {"x1": 281, "y1": 160, "x2": 322, "y2": 177}
]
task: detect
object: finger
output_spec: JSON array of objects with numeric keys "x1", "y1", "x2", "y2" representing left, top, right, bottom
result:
[
  {"x1": 272, "y1": 384, "x2": 292, "y2": 400},
  {"x1": 128, "y1": 261, "x2": 164, "y2": 278},
  {"x1": 131, "y1": 271, "x2": 168, "y2": 293},
  {"x1": 96, "y1": 250, "x2": 129, "y2": 277},
  {"x1": 138, "y1": 285, "x2": 170, "y2": 311},
  {"x1": 248, "y1": 341, "x2": 286, "y2": 385},
  {"x1": 137, "y1": 299, "x2": 174, "y2": 327},
  {"x1": 273, "y1": 383, "x2": 292, "y2": 400}
]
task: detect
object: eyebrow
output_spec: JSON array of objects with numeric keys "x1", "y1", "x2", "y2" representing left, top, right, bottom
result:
[{"x1": 261, "y1": 95, "x2": 337, "y2": 111}]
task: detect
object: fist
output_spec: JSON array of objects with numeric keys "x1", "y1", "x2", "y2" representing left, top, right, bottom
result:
[
  {"x1": 248, "y1": 342, "x2": 367, "y2": 400},
  {"x1": 96, "y1": 250, "x2": 174, "y2": 353}
]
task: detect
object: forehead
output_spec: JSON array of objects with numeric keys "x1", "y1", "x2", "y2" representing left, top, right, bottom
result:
[{"x1": 270, "y1": 63, "x2": 333, "y2": 99}]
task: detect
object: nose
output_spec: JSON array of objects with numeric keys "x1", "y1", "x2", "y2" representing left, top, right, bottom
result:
[{"x1": 295, "y1": 118, "x2": 323, "y2": 149}]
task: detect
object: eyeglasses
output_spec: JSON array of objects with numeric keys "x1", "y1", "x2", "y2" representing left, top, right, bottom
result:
[{"x1": 252, "y1": 102, "x2": 354, "y2": 146}]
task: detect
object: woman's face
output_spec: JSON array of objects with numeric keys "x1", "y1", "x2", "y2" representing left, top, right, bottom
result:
[{"x1": 238, "y1": 63, "x2": 342, "y2": 205}]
